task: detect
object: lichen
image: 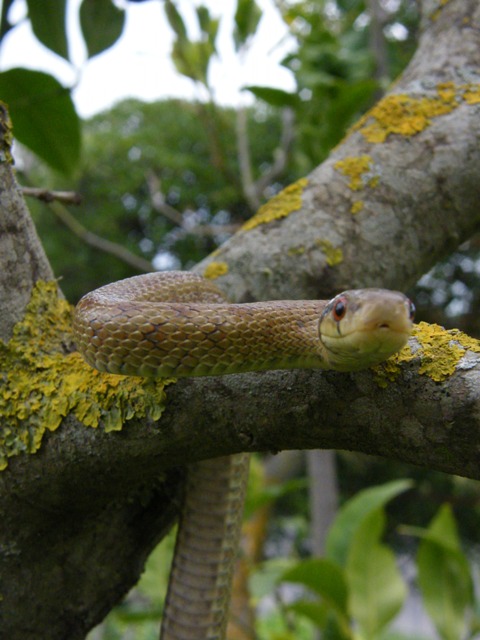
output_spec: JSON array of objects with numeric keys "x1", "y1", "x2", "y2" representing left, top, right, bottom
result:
[
  {"x1": 334, "y1": 155, "x2": 374, "y2": 191},
  {"x1": 350, "y1": 201, "x2": 364, "y2": 215},
  {"x1": 316, "y1": 239, "x2": 344, "y2": 266},
  {"x1": 0, "y1": 281, "x2": 170, "y2": 470},
  {"x1": 288, "y1": 245, "x2": 306, "y2": 256},
  {"x1": 352, "y1": 83, "x2": 480, "y2": 144},
  {"x1": 0, "y1": 102, "x2": 14, "y2": 164},
  {"x1": 430, "y1": 0, "x2": 451, "y2": 21},
  {"x1": 241, "y1": 178, "x2": 308, "y2": 231},
  {"x1": 203, "y1": 261, "x2": 229, "y2": 279},
  {"x1": 374, "y1": 321, "x2": 480, "y2": 387}
]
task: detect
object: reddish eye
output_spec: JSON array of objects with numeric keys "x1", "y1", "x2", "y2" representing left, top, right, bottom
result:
[
  {"x1": 332, "y1": 296, "x2": 347, "y2": 322},
  {"x1": 408, "y1": 300, "x2": 416, "y2": 321}
]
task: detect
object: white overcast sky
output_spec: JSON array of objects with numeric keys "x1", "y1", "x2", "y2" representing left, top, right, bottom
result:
[{"x1": 0, "y1": 0, "x2": 296, "y2": 118}]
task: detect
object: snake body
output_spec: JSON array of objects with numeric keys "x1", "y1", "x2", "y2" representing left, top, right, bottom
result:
[{"x1": 73, "y1": 271, "x2": 414, "y2": 640}]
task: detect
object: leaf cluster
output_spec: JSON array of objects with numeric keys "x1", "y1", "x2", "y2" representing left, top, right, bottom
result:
[
  {"x1": 0, "y1": 0, "x2": 130, "y2": 173},
  {"x1": 272, "y1": 482, "x2": 479, "y2": 640}
]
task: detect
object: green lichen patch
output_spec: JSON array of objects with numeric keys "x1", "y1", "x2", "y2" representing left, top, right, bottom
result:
[
  {"x1": 315, "y1": 239, "x2": 344, "y2": 266},
  {"x1": 0, "y1": 281, "x2": 170, "y2": 471},
  {"x1": 374, "y1": 321, "x2": 480, "y2": 387},
  {"x1": 353, "y1": 83, "x2": 480, "y2": 144},
  {"x1": 241, "y1": 178, "x2": 308, "y2": 231},
  {"x1": 203, "y1": 261, "x2": 229, "y2": 279}
]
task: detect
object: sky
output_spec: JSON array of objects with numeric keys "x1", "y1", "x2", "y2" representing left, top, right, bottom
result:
[{"x1": 0, "y1": 0, "x2": 296, "y2": 118}]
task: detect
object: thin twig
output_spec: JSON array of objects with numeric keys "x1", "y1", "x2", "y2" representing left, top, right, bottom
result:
[
  {"x1": 254, "y1": 107, "x2": 295, "y2": 196},
  {"x1": 236, "y1": 106, "x2": 295, "y2": 211},
  {"x1": 48, "y1": 200, "x2": 152, "y2": 273},
  {"x1": 146, "y1": 171, "x2": 239, "y2": 236},
  {"x1": 22, "y1": 187, "x2": 82, "y2": 205},
  {"x1": 236, "y1": 105, "x2": 260, "y2": 211}
]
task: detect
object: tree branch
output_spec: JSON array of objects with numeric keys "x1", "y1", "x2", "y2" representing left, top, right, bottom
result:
[{"x1": 197, "y1": 0, "x2": 480, "y2": 303}]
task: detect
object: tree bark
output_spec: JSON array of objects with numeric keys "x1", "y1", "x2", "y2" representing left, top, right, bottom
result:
[{"x1": 1, "y1": 1, "x2": 480, "y2": 638}]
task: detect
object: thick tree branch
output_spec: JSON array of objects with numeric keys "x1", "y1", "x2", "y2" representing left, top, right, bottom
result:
[{"x1": 197, "y1": 0, "x2": 480, "y2": 303}]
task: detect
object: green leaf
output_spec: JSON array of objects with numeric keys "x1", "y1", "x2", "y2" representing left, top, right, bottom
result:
[
  {"x1": 0, "y1": 0, "x2": 16, "y2": 44},
  {"x1": 164, "y1": 0, "x2": 187, "y2": 40},
  {"x1": 287, "y1": 600, "x2": 329, "y2": 628},
  {"x1": 171, "y1": 40, "x2": 214, "y2": 85},
  {"x1": 196, "y1": 4, "x2": 218, "y2": 44},
  {"x1": 346, "y1": 510, "x2": 407, "y2": 637},
  {"x1": 80, "y1": 0, "x2": 126, "y2": 59},
  {"x1": 26, "y1": 0, "x2": 69, "y2": 60},
  {"x1": 287, "y1": 601, "x2": 352, "y2": 639},
  {"x1": 325, "y1": 479, "x2": 412, "y2": 567},
  {"x1": 281, "y1": 558, "x2": 348, "y2": 615},
  {"x1": 417, "y1": 505, "x2": 473, "y2": 640},
  {"x1": 234, "y1": 0, "x2": 262, "y2": 50},
  {"x1": 0, "y1": 69, "x2": 81, "y2": 174},
  {"x1": 243, "y1": 85, "x2": 299, "y2": 108}
]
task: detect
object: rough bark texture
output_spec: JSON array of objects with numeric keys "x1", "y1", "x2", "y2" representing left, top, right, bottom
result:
[
  {"x1": 0, "y1": 108, "x2": 55, "y2": 340},
  {"x1": 1, "y1": 1, "x2": 480, "y2": 638}
]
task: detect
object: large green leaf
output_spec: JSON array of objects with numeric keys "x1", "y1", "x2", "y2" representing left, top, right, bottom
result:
[
  {"x1": 26, "y1": 0, "x2": 69, "y2": 60},
  {"x1": 164, "y1": 0, "x2": 187, "y2": 40},
  {"x1": 234, "y1": 0, "x2": 262, "y2": 51},
  {"x1": 0, "y1": 69, "x2": 81, "y2": 174},
  {"x1": 417, "y1": 505, "x2": 473, "y2": 640},
  {"x1": 281, "y1": 558, "x2": 348, "y2": 615},
  {"x1": 346, "y1": 510, "x2": 407, "y2": 637},
  {"x1": 325, "y1": 479, "x2": 412, "y2": 567},
  {"x1": 80, "y1": 0, "x2": 126, "y2": 59},
  {"x1": 244, "y1": 85, "x2": 299, "y2": 108}
]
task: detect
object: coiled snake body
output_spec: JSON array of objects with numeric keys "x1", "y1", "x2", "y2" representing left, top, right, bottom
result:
[{"x1": 74, "y1": 271, "x2": 414, "y2": 640}]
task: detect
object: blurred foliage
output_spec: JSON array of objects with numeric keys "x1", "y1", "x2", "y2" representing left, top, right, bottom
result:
[{"x1": 23, "y1": 97, "x2": 292, "y2": 301}]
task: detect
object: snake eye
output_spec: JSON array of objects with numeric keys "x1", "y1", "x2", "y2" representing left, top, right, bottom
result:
[
  {"x1": 332, "y1": 296, "x2": 347, "y2": 322},
  {"x1": 408, "y1": 300, "x2": 416, "y2": 321}
]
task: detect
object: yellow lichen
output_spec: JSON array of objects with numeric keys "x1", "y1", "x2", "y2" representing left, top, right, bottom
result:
[
  {"x1": 288, "y1": 245, "x2": 306, "y2": 256},
  {"x1": 430, "y1": 0, "x2": 451, "y2": 21},
  {"x1": 412, "y1": 322, "x2": 480, "y2": 381},
  {"x1": 241, "y1": 178, "x2": 308, "y2": 231},
  {"x1": 350, "y1": 201, "x2": 364, "y2": 215},
  {"x1": 352, "y1": 83, "x2": 480, "y2": 144},
  {"x1": 334, "y1": 155, "x2": 373, "y2": 191},
  {"x1": 316, "y1": 239, "x2": 343, "y2": 266},
  {"x1": 0, "y1": 281, "x2": 171, "y2": 470},
  {"x1": 374, "y1": 321, "x2": 480, "y2": 387},
  {"x1": 0, "y1": 102, "x2": 14, "y2": 164},
  {"x1": 464, "y1": 85, "x2": 480, "y2": 105},
  {"x1": 203, "y1": 261, "x2": 229, "y2": 279}
]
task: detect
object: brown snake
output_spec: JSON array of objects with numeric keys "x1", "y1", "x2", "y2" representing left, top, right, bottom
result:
[{"x1": 73, "y1": 271, "x2": 414, "y2": 640}]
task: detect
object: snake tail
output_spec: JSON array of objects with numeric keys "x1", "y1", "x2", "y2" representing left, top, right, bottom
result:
[{"x1": 160, "y1": 453, "x2": 250, "y2": 640}]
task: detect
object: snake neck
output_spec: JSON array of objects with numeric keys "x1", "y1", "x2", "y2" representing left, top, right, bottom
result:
[{"x1": 74, "y1": 300, "x2": 330, "y2": 378}]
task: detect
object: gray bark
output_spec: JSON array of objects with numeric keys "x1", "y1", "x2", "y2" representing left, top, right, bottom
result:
[{"x1": 1, "y1": 1, "x2": 480, "y2": 638}]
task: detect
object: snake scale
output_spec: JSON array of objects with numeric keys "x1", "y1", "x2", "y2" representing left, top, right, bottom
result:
[{"x1": 73, "y1": 271, "x2": 414, "y2": 640}]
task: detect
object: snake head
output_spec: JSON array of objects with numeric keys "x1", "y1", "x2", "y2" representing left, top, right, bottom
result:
[{"x1": 318, "y1": 288, "x2": 415, "y2": 371}]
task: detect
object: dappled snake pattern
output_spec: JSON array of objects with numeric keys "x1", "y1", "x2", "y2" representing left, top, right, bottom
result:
[{"x1": 73, "y1": 271, "x2": 414, "y2": 640}]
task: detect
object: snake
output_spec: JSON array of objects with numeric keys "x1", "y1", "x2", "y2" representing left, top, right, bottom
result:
[{"x1": 73, "y1": 271, "x2": 415, "y2": 640}]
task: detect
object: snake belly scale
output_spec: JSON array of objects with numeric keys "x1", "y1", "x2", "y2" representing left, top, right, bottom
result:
[{"x1": 73, "y1": 271, "x2": 414, "y2": 640}]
